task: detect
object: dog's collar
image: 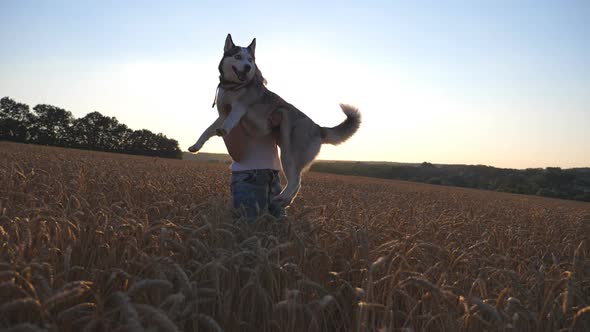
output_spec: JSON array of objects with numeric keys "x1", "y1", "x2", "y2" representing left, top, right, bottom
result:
[
  {"x1": 211, "y1": 77, "x2": 253, "y2": 108},
  {"x1": 219, "y1": 76, "x2": 251, "y2": 90}
]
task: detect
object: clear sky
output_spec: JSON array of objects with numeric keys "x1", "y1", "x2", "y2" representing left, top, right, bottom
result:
[{"x1": 1, "y1": 0, "x2": 588, "y2": 168}]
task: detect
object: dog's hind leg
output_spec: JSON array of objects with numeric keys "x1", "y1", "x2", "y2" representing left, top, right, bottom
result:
[
  {"x1": 188, "y1": 116, "x2": 223, "y2": 152},
  {"x1": 272, "y1": 111, "x2": 296, "y2": 207},
  {"x1": 296, "y1": 136, "x2": 322, "y2": 172},
  {"x1": 273, "y1": 118, "x2": 323, "y2": 207},
  {"x1": 274, "y1": 151, "x2": 302, "y2": 207}
]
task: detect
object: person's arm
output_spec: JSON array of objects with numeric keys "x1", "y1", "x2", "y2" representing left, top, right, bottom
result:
[
  {"x1": 223, "y1": 122, "x2": 249, "y2": 162},
  {"x1": 268, "y1": 110, "x2": 282, "y2": 145},
  {"x1": 221, "y1": 104, "x2": 249, "y2": 162}
]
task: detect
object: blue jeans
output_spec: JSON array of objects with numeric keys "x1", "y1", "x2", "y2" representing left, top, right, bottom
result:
[{"x1": 230, "y1": 169, "x2": 286, "y2": 220}]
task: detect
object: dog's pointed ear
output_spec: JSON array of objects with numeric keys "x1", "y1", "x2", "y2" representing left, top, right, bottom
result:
[
  {"x1": 247, "y1": 38, "x2": 256, "y2": 57},
  {"x1": 224, "y1": 34, "x2": 235, "y2": 53}
]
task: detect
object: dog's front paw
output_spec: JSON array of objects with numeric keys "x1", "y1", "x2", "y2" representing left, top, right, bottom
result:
[
  {"x1": 188, "y1": 144, "x2": 200, "y2": 153},
  {"x1": 215, "y1": 128, "x2": 227, "y2": 136}
]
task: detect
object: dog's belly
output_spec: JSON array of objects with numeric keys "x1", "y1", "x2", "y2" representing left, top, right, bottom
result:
[
  {"x1": 241, "y1": 109, "x2": 273, "y2": 137},
  {"x1": 242, "y1": 104, "x2": 272, "y2": 137}
]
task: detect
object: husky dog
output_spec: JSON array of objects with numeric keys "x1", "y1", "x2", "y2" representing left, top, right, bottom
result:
[{"x1": 189, "y1": 34, "x2": 361, "y2": 207}]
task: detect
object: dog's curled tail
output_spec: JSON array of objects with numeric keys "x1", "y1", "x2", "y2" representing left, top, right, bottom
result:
[{"x1": 321, "y1": 104, "x2": 361, "y2": 145}]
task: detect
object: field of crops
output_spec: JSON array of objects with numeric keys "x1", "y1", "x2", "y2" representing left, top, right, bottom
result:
[{"x1": 1, "y1": 141, "x2": 589, "y2": 331}]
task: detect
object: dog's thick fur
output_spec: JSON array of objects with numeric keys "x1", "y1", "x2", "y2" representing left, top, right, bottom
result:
[{"x1": 189, "y1": 34, "x2": 361, "y2": 207}]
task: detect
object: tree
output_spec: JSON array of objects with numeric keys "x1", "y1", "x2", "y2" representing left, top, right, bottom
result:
[
  {"x1": 71, "y1": 111, "x2": 132, "y2": 151},
  {"x1": 127, "y1": 129, "x2": 155, "y2": 156},
  {"x1": 153, "y1": 133, "x2": 182, "y2": 159},
  {"x1": 124, "y1": 130, "x2": 181, "y2": 158},
  {"x1": 31, "y1": 104, "x2": 74, "y2": 146},
  {"x1": 2, "y1": 96, "x2": 182, "y2": 159},
  {"x1": 0, "y1": 97, "x2": 36, "y2": 142}
]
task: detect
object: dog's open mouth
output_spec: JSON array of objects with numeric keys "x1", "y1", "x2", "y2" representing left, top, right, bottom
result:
[{"x1": 232, "y1": 66, "x2": 248, "y2": 81}]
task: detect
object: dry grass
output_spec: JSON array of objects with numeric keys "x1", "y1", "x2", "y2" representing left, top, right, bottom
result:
[{"x1": 1, "y1": 141, "x2": 589, "y2": 331}]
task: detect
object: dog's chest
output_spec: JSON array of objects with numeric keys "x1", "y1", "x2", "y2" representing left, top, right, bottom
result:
[
  {"x1": 216, "y1": 88, "x2": 245, "y2": 108},
  {"x1": 217, "y1": 87, "x2": 274, "y2": 136}
]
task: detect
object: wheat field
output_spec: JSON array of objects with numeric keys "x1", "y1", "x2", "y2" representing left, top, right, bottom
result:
[{"x1": 1, "y1": 141, "x2": 589, "y2": 331}]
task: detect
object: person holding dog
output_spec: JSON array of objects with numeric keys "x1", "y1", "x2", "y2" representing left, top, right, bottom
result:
[
  {"x1": 188, "y1": 34, "x2": 360, "y2": 221},
  {"x1": 223, "y1": 106, "x2": 286, "y2": 220}
]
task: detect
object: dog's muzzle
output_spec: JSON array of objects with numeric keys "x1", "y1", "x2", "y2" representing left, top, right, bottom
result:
[{"x1": 232, "y1": 65, "x2": 251, "y2": 81}]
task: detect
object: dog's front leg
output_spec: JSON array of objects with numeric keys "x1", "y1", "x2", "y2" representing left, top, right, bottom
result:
[
  {"x1": 216, "y1": 104, "x2": 246, "y2": 136},
  {"x1": 188, "y1": 116, "x2": 224, "y2": 152}
]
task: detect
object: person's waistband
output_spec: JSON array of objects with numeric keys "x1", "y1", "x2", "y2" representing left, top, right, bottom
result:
[{"x1": 231, "y1": 168, "x2": 279, "y2": 175}]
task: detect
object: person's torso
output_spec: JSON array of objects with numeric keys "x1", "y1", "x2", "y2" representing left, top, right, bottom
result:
[{"x1": 229, "y1": 133, "x2": 281, "y2": 171}]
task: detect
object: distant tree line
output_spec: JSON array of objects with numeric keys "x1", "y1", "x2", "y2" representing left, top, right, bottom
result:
[
  {"x1": 0, "y1": 97, "x2": 182, "y2": 159},
  {"x1": 311, "y1": 161, "x2": 590, "y2": 202}
]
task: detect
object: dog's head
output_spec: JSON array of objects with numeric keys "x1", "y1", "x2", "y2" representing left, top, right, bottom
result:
[{"x1": 218, "y1": 34, "x2": 257, "y2": 84}]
